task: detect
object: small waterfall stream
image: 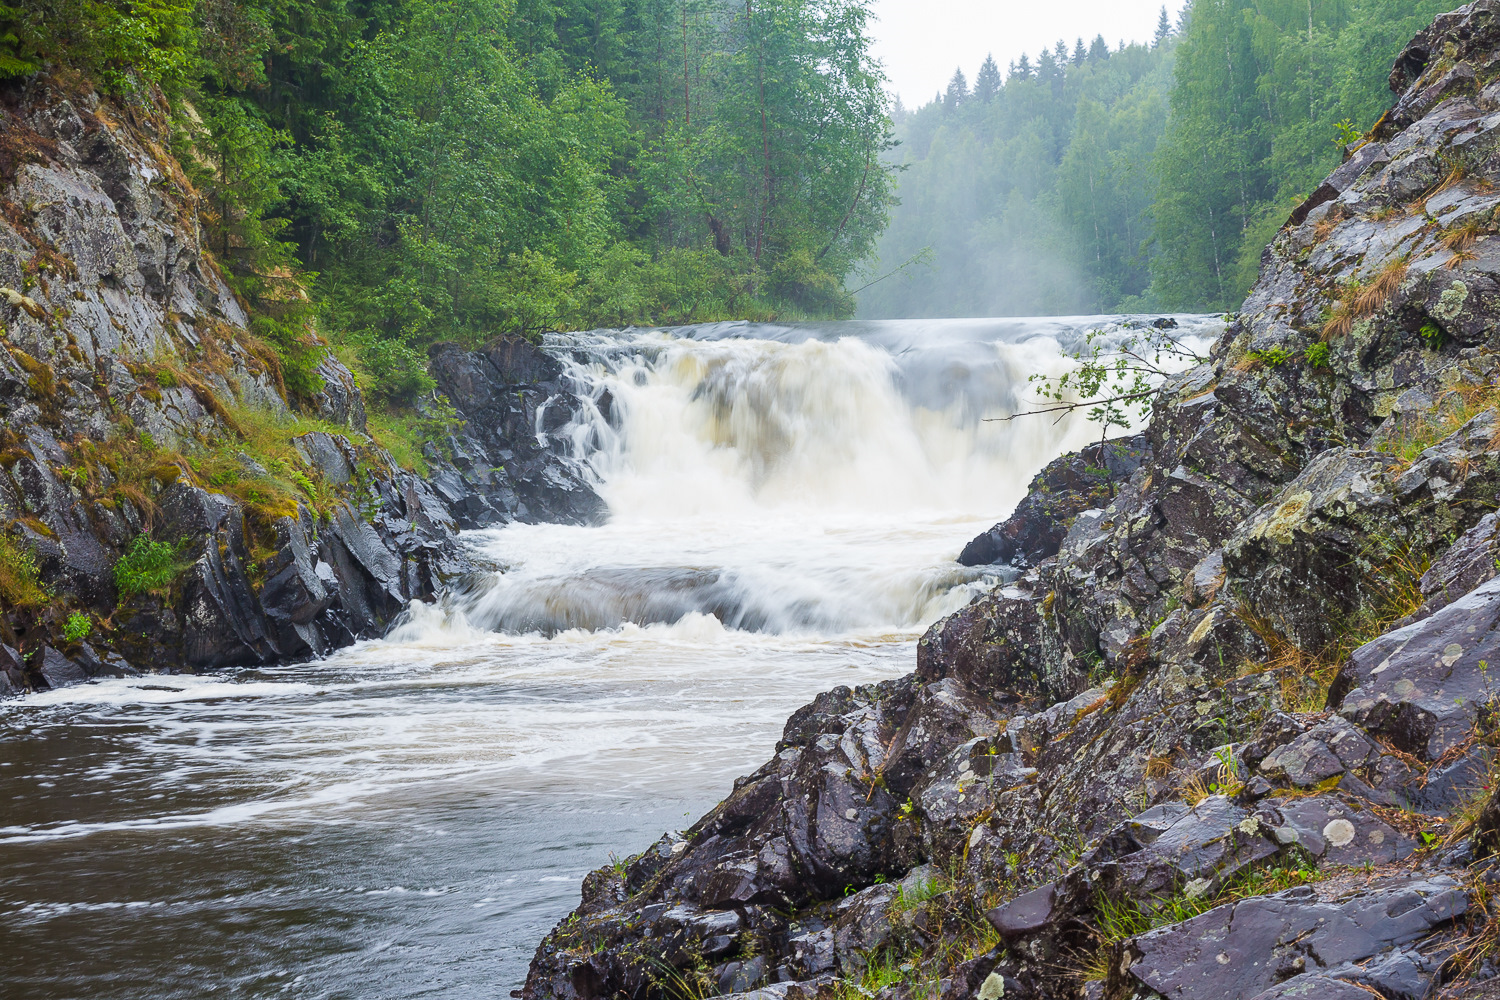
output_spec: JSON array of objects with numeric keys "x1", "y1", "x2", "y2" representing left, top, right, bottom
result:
[{"x1": 0, "y1": 315, "x2": 1221, "y2": 1000}]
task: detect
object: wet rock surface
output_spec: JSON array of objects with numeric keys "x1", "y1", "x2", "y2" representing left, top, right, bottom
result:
[
  {"x1": 0, "y1": 78, "x2": 601, "y2": 688},
  {"x1": 524, "y1": 6, "x2": 1500, "y2": 998}
]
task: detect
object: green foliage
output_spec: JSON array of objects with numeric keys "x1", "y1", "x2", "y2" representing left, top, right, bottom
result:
[
  {"x1": 62, "y1": 611, "x2": 93, "y2": 642},
  {"x1": 0, "y1": 0, "x2": 196, "y2": 92},
  {"x1": 0, "y1": 530, "x2": 46, "y2": 608},
  {"x1": 1332, "y1": 118, "x2": 1364, "y2": 147},
  {"x1": 1027, "y1": 325, "x2": 1206, "y2": 433},
  {"x1": 15, "y1": 0, "x2": 893, "y2": 412},
  {"x1": 1420, "y1": 320, "x2": 1446, "y2": 350},
  {"x1": 1248, "y1": 346, "x2": 1294, "y2": 367},
  {"x1": 864, "y1": 0, "x2": 1454, "y2": 317},
  {"x1": 114, "y1": 536, "x2": 187, "y2": 600},
  {"x1": 1304, "y1": 341, "x2": 1331, "y2": 368}
]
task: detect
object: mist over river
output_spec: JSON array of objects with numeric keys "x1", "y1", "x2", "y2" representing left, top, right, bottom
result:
[{"x1": 0, "y1": 316, "x2": 1220, "y2": 999}]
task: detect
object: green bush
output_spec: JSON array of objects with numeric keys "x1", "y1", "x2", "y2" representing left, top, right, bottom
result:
[
  {"x1": 62, "y1": 611, "x2": 93, "y2": 642},
  {"x1": 0, "y1": 531, "x2": 46, "y2": 608},
  {"x1": 114, "y1": 536, "x2": 186, "y2": 600},
  {"x1": 1304, "y1": 342, "x2": 1331, "y2": 368}
]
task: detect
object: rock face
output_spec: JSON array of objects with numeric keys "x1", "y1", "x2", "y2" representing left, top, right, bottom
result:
[
  {"x1": 427, "y1": 340, "x2": 605, "y2": 528},
  {"x1": 0, "y1": 77, "x2": 600, "y2": 689},
  {"x1": 958, "y1": 435, "x2": 1149, "y2": 569},
  {"x1": 523, "y1": 6, "x2": 1500, "y2": 999}
]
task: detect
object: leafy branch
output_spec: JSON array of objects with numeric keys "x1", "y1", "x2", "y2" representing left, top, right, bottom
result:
[{"x1": 988, "y1": 326, "x2": 1207, "y2": 435}]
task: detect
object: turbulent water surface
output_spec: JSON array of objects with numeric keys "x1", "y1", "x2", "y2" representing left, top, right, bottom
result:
[{"x1": 0, "y1": 316, "x2": 1220, "y2": 999}]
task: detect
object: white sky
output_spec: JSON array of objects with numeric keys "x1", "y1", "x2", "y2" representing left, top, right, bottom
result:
[{"x1": 869, "y1": 0, "x2": 1189, "y2": 106}]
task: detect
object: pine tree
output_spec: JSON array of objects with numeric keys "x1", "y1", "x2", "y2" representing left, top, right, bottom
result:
[
  {"x1": 1014, "y1": 52, "x2": 1033, "y2": 79},
  {"x1": 973, "y1": 54, "x2": 1001, "y2": 102},
  {"x1": 1153, "y1": 5, "x2": 1171, "y2": 47},
  {"x1": 944, "y1": 67, "x2": 968, "y2": 109},
  {"x1": 1036, "y1": 47, "x2": 1059, "y2": 87},
  {"x1": 1088, "y1": 34, "x2": 1109, "y2": 62},
  {"x1": 1072, "y1": 38, "x2": 1086, "y2": 65}
]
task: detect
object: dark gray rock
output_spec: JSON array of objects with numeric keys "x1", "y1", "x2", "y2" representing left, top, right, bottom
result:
[
  {"x1": 958, "y1": 435, "x2": 1149, "y2": 568},
  {"x1": 427, "y1": 339, "x2": 605, "y2": 528},
  {"x1": 36, "y1": 646, "x2": 87, "y2": 689},
  {"x1": 1124, "y1": 878, "x2": 1467, "y2": 1000},
  {"x1": 1222, "y1": 448, "x2": 1403, "y2": 651},
  {"x1": 1337, "y1": 574, "x2": 1500, "y2": 759},
  {"x1": 1415, "y1": 511, "x2": 1500, "y2": 619}
]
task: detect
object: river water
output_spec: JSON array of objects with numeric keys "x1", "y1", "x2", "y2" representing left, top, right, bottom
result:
[{"x1": 0, "y1": 316, "x2": 1220, "y2": 999}]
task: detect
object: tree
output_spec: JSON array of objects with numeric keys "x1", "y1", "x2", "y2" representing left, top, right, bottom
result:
[
  {"x1": 1153, "y1": 5, "x2": 1171, "y2": 47},
  {"x1": 944, "y1": 66, "x2": 968, "y2": 108},
  {"x1": 974, "y1": 54, "x2": 1001, "y2": 102},
  {"x1": 1014, "y1": 52, "x2": 1033, "y2": 80},
  {"x1": 1072, "y1": 37, "x2": 1087, "y2": 65},
  {"x1": 1088, "y1": 34, "x2": 1110, "y2": 62}
]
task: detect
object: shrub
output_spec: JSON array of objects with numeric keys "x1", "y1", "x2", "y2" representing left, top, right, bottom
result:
[
  {"x1": 114, "y1": 536, "x2": 186, "y2": 600},
  {"x1": 0, "y1": 531, "x2": 46, "y2": 608},
  {"x1": 1304, "y1": 342, "x2": 1331, "y2": 368},
  {"x1": 62, "y1": 611, "x2": 93, "y2": 642}
]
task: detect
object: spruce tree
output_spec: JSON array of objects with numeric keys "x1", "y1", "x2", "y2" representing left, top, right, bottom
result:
[
  {"x1": 1014, "y1": 52, "x2": 1033, "y2": 79},
  {"x1": 1072, "y1": 38, "x2": 1087, "y2": 65},
  {"x1": 944, "y1": 67, "x2": 968, "y2": 108},
  {"x1": 1088, "y1": 34, "x2": 1110, "y2": 62},
  {"x1": 973, "y1": 54, "x2": 1001, "y2": 102},
  {"x1": 1153, "y1": 5, "x2": 1171, "y2": 47}
]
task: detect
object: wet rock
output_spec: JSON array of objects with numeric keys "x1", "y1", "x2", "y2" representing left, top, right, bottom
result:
[
  {"x1": 427, "y1": 339, "x2": 605, "y2": 528},
  {"x1": 1124, "y1": 878, "x2": 1467, "y2": 1000},
  {"x1": 1337, "y1": 574, "x2": 1500, "y2": 759},
  {"x1": 36, "y1": 646, "x2": 87, "y2": 689},
  {"x1": 958, "y1": 435, "x2": 1149, "y2": 568},
  {"x1": 293, "y1": 432, "x2": 356, "y2": 486},
  {"x1": 1251, "y1": 795, "x2": 1409, "y2": 867}
]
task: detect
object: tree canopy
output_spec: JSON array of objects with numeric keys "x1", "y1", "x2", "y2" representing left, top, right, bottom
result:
[
  {"x1": 860, "y1": 0, "x2": 1453, "y2": 319},
  {"x1": 0, "y1": 0, "x2": 894, "y2": 402}
]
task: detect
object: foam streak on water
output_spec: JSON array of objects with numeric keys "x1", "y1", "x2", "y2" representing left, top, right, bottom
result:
[{"x1": 0, "y1": 315, "x2": 1220, "y2": 999}]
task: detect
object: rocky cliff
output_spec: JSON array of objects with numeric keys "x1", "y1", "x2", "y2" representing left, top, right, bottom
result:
[
  {"x1": 522, "y1": 5, "x2": 1500, "y2": 1000},
  {"x1": 0, "y1": 76, "x2": 601, "y2": 694}
]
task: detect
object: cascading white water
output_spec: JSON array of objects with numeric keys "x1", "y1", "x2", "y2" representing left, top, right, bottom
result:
[
  {"x1": 424, "y1": 316, "x2": 1220, "y2": 640},
  {"x1": 0, "y1": 315, "x2": 1222, "y2": 1000}
]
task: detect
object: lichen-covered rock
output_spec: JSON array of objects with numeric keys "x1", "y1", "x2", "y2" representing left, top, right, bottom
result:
[{"x1": 1336, "y1": 574, "x2": 1500, "y2": 759}]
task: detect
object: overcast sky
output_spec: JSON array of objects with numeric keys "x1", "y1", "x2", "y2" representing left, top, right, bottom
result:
[{"x1": 869, "y1": 0, "x2": 1189, "y2": 106}]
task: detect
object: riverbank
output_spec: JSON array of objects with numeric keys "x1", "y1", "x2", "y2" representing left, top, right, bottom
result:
[{"x1": 522, "y1": 5, "x2": 1500, "y2": 999}]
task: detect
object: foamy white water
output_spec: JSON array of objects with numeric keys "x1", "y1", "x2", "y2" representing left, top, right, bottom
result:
[{"x1": 0, "y1": 316, "x2": 1220, "y2": 999}]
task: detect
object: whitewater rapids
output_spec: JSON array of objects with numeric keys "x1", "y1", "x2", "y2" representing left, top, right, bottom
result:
[{"x1": 0, "y1": 315, "x2": 1221, "y2": 999}]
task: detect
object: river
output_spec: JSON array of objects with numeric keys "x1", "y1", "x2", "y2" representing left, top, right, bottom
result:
[{"x1": 0, "y1": 315, "x2": 1220, "y2": 999}]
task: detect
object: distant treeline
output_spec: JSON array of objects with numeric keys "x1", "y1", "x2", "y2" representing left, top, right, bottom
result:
[{"x1": 860, "y1": 0, "x2": 1452, "y2": 318}]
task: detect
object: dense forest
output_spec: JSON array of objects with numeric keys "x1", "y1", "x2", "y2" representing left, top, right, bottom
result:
[
  {"x1": 859, "y1": 0, "x2": 1456, "y2": 318},
  {"x1": 0, "y1": 0, "x2": 893, "y2": 407}
]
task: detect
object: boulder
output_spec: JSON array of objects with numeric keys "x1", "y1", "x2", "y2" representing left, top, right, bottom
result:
[
  {"x1": 1123, "y1": 878, "x2": 1467, "y2": 1000},
  {"x1": 1337, "y1": 574, "x2": 1500, "y2": 759},
  {"x1": 958, "y1": 435, "x2": 1149, "y2": 568}
]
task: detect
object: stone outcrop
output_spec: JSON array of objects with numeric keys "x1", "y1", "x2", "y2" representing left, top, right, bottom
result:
[
  {"x1": 0, "y1": 76, "x2": 601, "y2": 689},
  {"x1": 958, "y1": 435, "x2": 1150, "y2": 569},
  {"x1": 523, "y1": 6, "x2": 1500, "y2": 999}
]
